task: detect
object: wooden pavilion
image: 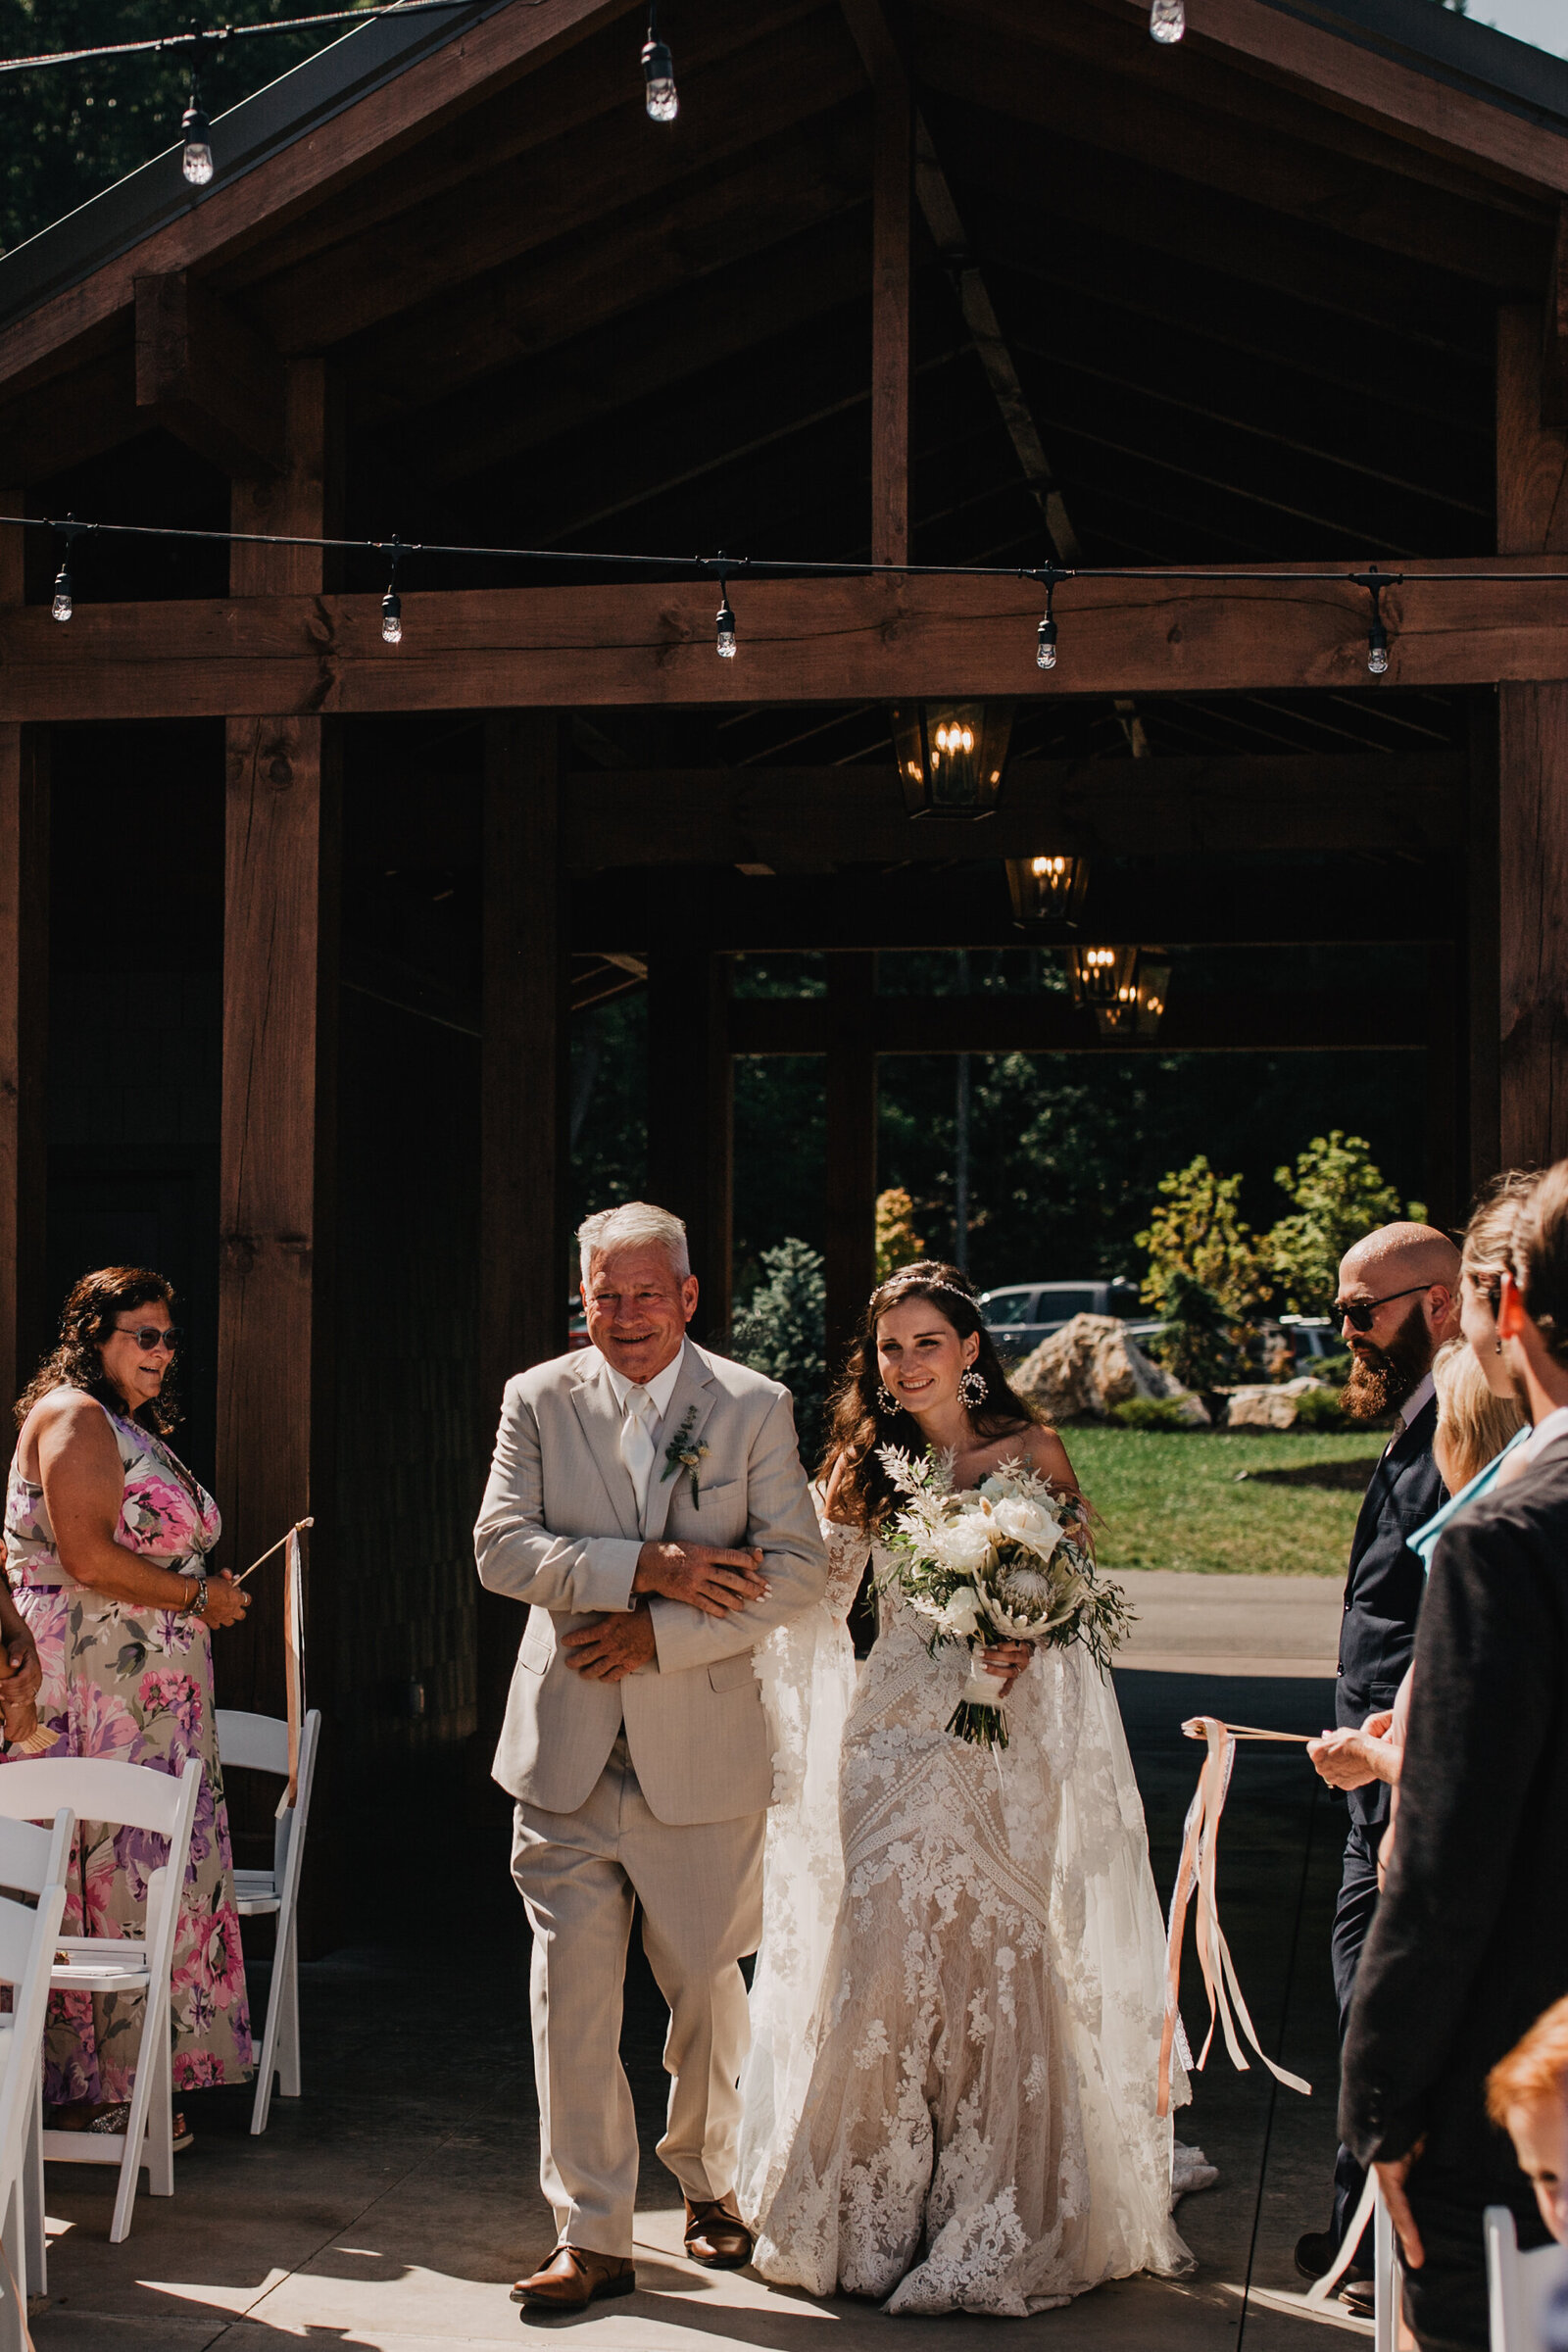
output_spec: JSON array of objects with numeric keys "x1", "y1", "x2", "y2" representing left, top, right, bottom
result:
[{"x1": 1, "y1": 0, "x2": 1566, "y2": 1801}]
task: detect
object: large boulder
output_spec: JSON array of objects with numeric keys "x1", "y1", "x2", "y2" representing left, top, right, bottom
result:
[
  {"x1": 1010, "y1": 1313, "x2": 1210, "y2": 1426},
  {"x1": 1224, "y1": 1375, "x2": 1329, "y2": 1431}
]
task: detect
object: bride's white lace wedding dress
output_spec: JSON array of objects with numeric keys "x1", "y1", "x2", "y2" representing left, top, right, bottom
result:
[{"x1": 738, "y1": 1515, "x2": 1192, "y2": 2317}]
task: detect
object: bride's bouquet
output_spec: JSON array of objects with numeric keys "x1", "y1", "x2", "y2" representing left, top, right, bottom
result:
[{"x1": 876, "y1": 1446, "x2": 1134, "y2": 1748}]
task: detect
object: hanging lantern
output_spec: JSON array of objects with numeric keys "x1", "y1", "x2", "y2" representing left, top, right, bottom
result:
[
  {"x1": 1006, "y1": 853, "x2": 1090, "y2": 930},
  {"x1": 1135, "y1": 953, "x2": 1172, "y2": 1040},
  {"x1": 1068, "y1": 943, "x2": 1138, "y2": 1012},
  {"x1": 890, "y1": 701, "x2": 1015, "y2": 820}
]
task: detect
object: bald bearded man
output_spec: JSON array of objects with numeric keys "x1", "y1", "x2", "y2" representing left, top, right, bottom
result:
[{"x1": 1297, "y1": 1222, "x2": 1460, "y2": 2301}]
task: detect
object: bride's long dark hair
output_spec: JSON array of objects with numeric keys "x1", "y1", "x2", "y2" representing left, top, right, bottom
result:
[{"x1": 819, "y1": 1260, "x2": 1044, "y2": 1529}]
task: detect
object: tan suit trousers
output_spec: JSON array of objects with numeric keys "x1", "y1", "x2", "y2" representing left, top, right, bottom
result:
[{"x1": 512, "y1": 1735, "x2": 765, "y2": 2258}]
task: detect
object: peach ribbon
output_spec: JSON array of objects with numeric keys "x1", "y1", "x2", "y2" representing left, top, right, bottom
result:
[
  {"x1": 1157, "y1": 1714, "x2": 1313, "y2": 2117},
  {"x1": 284, "y1": 1525, "x2": 306, "y2": 1806}
]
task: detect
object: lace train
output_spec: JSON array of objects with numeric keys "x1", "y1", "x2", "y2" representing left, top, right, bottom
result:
[{"x1": 739, "y1": 1517, "x2": 1191, "y2": 2315}]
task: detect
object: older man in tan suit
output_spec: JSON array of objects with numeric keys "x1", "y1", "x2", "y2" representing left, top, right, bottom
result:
[{"x1": 475, "y1": 1200, "x2": 828, "y2": 2313}]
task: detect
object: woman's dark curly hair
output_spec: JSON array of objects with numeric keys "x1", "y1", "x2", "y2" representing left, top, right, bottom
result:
[
  {"x1": 15, "y1": 1267, "x2": 180, "y2": 1434},
  {"x1": 819, "y1": 1260, "x2": 1044, "y2": 1529}
]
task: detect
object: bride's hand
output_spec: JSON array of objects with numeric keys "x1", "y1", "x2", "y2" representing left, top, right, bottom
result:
[{"x1": 981, "y1": 1642, "x2": 1032, "y2": 1700}]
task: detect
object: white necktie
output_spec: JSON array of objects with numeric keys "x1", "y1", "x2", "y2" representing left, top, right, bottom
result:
[{"x1": 620, "y1": 1389, "x2": 658, "y2": 1526}]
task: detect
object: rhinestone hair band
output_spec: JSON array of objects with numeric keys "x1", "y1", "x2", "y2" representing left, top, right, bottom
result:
[{"x1": 874, "y1": 1276, "x2": 978, "y2": 1312}]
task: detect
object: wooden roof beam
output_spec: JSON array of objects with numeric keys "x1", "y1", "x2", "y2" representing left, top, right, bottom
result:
[
  {"x1": 1, "y1": 567, "x2": 1564, "y2": 717},
  {"x1": 134, "y1": 274, "x2": 285, "y2": 479},
  {"x1": 561, "y1": 754, "x2": 1461, "y2": 865},
  {"x1": 729, "y1": 989, "x2": 1427, "y2": 1054}
]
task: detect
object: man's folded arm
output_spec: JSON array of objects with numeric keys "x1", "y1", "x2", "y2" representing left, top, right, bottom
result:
[
  {"x1": 651, "y1": 1390, "x2": 829, "y2": 1675},
  {"x1": 473, "y1": 1381, "x2": 642, "y2": 1616},
  {"x1": 1339, "y1": 1516, "x2": 1552, "y2": 2164}
]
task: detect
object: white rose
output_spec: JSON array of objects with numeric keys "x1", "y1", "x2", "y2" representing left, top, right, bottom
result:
[
  {"x1": 935, "y1": 1586, "x2": 984, "y2": 1640},
  {"x1": 990, "y1": 1497, "x2": 1062, "y2": 1554},
  {"x1": 929, "y1": 1518, "x2": 994, "y2": 1576}
]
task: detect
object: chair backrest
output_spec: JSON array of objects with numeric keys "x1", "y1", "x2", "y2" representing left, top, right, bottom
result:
[
  {"x1": 0, "y1": 1756, "x2": 196, "y2": 1838},
  {"x1": 0, "y1": 1807, "x2": 74, "y2": 1900},
  {"x1": 217, "y1": 1707, "x2": 321, "y2": 1885},
  {"x1": 0, "y1": 1882, "x2": 67, "y2": 2195},
  {"x1": 215, "y1": 1709, "x2": 289, "y2": 1778},
  {"x1": 1485, "y1": 2204, "x2": 1568, "y2": 2351}
]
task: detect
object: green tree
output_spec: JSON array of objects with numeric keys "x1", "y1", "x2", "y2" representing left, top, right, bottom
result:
[
  {"x1": 1265, "y1": 1130, "x2": 1405, "y2": 1315},
  {"x1": 874, "y1": 1187, "x2": 925, "y2": 1281},
  {"x1": 729, "y1": 1238, "x2": 828, "y2": 1459},
  {"x1": 1137, "y1": 1155, "x2": 1264, "y2": 1389}
]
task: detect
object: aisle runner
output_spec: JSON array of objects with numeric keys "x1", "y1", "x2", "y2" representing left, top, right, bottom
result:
[{"x1": 1158, "y1": 1713, "x2": 1314, "y2": 2117}]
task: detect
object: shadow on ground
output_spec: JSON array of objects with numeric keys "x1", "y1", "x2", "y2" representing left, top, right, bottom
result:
[{"x1": 31, "y1": 1669, "x2": 1359, "y2": 2351}]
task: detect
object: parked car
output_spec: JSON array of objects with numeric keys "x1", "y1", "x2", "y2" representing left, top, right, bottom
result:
[
  {"x1": 1277, "y1": 1313, "x2": 1343, "y2": 1368},
  {"x1": 979, "y1": 1280, "x2": 1143, "y2": 1363}
]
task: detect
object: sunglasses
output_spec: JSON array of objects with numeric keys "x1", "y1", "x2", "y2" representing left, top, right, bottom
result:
[
  {"x1": 1331, "y1": 1285, "x2": 1430, "y2": 1335},
  {"x1": 113, "y1": 1324, "x2": 181, "y2": 1353}
]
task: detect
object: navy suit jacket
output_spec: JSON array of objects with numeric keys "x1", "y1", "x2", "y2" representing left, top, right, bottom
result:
[{"x1": 1336, "y1": 1392, "x2": 1443, "y2": 1829}]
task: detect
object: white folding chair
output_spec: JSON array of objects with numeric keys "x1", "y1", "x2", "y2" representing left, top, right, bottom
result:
[
  {"x1": 217, "y1": 1708, "x2": 320, "y2": 2134},
  {"x1": 0, "y1": 1811, "x2": 74, "y2": 2306},
  {"x1": 0, "y1": 1757, "x2": 201, "y2": 2243},
  {"x1": 0, "y1": 1883, "x2": 69, "y2": 2352},
  {"x1": 1373, "y1": 2175, "x2": 1404, "y2": 2352},
  {"x1": 1486, "y1": 2204, "x2": 1568, "y2": 2351}
]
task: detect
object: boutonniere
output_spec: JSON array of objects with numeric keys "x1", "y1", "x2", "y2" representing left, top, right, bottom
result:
[{"x1": 661, "y1": 1405, "x2": 710, "y2": 1506}]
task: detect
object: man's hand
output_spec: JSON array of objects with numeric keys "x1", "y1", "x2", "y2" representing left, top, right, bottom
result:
[
  {"x1": 632, "y1": 1542, "x2": 769, "y2": 1618},
  {"x1": 1375, "y1": 2146, "x2": 1425, "y2": 2270},
  {"x1": 563, "y1": 1607, "x2": 658, "y2": 1682},
  {"x1": 1307, "y1": 1724, "x2": 1400, "y2": 1789}
]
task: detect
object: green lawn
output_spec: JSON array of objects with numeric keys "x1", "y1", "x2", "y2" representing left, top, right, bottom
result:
[{"x1": 1063, "y1": 1425, "x2": 1387, "y2": 1576}]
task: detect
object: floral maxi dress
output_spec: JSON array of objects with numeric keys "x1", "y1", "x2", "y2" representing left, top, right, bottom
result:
[{"x1": 3, "y1": 1393, "x2": 252, "y2": 2101}]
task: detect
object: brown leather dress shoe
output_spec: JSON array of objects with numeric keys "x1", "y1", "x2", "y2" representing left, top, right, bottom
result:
[
  {"x1": 511, "y1": 2247, "x2": 636, "y2": 2312},
  {"x1": 683, "y1": 2198, "x2": 754, "y2": 2270}
]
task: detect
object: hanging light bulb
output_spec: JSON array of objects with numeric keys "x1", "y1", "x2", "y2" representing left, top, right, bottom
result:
[
  {"x1": 715, "y1": 578, "x2": 736, "y2": 658},
  {"x1": 1149, "y1": 0, "x2": 1185, "y2": 41},
  {"x1": 380, "y1": 537, "x2": 406, "y2": 646},
  {"x1": 1351, "y1": 564, "x2": 1401, "y2": 680},
  {"x1": 50, "y1": 516, "x2": 83, "y2": 622},
  {"x1": 642, "y1": 4, "x2": 677, "y2": 122},
  {"x1": 1030, "y1": 561, "x2": 1068, "y2": 671},
  {"x1": 181, "y1": 86, "x2": 215, "y2": 186}
]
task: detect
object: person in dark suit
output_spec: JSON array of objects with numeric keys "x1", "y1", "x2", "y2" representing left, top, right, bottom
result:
[
  {"x1": 1341, "y1": 1158, "x2": 1568, "y2": 2352},
  {"x1": 1297, "y1": 1222, "x2": 1459, "y2": 2294}
]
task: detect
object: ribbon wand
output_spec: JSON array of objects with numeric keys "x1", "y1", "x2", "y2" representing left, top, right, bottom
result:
[{"x1": 233, "y1": 1516, "x2": 314, "y2": 1587}]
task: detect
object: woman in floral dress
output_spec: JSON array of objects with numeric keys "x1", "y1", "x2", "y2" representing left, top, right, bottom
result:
[{"x1": 4, "y1": 1267, "x2": 253, "y2": 2131}]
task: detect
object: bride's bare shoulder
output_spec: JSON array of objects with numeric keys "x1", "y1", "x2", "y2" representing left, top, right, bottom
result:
[{"x1": 1004, "y1": 1419, "x2": 1080, "y2": 1493}]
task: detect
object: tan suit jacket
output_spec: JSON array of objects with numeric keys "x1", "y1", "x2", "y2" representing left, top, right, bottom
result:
[{"x1": 474, "y1": 1340, "x2": 827, "y2": 1825}]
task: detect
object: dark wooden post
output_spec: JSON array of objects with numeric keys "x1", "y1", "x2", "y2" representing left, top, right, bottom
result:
[
  {"x1": 871, "y1": 74, "x2": 912, "y2": 567},
  {"x1": 825, "y1": 954, "x2": 877, "y2": 1369},
  {"x1": 476, "y1": 710, "x2": 569, "y2": 1752},
  {"x1": 1495, "y1": 308, "x2": 1568, "y2": 1171},
  {"x1": 1465, "y1": 698, "x2": 1501, "y2": 1195},
  {"x1": 647, "y1": 925, "x2": 733, "y2": 1336},
  {"x1": 0, "y1": 498, "x2": 48, "y2": 1412},
  {"x1": 218, "y1": 362, "x2": 338, "y2": 1725}
]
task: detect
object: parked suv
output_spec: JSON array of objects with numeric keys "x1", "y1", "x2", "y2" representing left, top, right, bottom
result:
[{"x1": 979, "y1": 1280, "x2": 1143, "y2": 1363}]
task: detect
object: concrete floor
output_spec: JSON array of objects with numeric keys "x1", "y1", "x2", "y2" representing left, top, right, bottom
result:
[{"x1": 31, "y1": 1577, "x2": 1365, "y2": 2352}]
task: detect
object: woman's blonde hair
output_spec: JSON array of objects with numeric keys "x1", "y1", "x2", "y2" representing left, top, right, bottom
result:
[{"x1": 1432, "y1": 1336, "x2": 1525, "y2": 1493}]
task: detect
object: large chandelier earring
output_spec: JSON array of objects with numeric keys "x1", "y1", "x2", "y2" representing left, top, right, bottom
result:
[
  {"x1": 958, "y1": 1365, "x2": 987, "y2": 1407},
  {"x1": 876, "y1": 1383, "x2": 900, "y2": 1416}
]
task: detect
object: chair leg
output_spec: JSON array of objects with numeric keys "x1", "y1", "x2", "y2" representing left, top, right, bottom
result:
[
  {"x1": 1374, "y1": 2187, "x2": 1399, "y2": 2352},
  {"x1": 0, "y1": 2172, "x2": 26, "y2": 2352},
  {"x1": 248, "y1": 1920, "x2": 292, "y2": 2136},
  {"x1": 22, "y1": 2080, "x2": 44, "y2": 2299},
  {"x1": 277, "y1": 1918, "x2": 301, "y2": 2099},
  {"x1": 109, "y1": 1991, "x2": 171, "y2": 2242}
]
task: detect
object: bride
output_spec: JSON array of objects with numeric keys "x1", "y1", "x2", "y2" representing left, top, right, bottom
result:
[{"x1": 738, "y1": 1261, "x2": 1192, "y2": 2315}]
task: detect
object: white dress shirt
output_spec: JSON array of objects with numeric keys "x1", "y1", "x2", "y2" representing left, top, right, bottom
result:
[
  {"x1": 603, "y1": 1344, "x2": 688, "y2": 1532},
  {"x1": 1390, "y1": 1368, "x2": 1436, "y2": 1446}
]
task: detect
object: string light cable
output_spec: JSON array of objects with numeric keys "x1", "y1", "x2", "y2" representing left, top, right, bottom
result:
[
  {"x1": 0, "y1": 0, "x2": 481, "y2": 78},
  {"x1": 2, "y1": 513, "x2": 1560, "y2": 668}
]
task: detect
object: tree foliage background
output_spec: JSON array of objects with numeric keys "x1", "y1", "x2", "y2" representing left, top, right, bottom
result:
[{"x1": 1, "y1": 0, "x2": 369, "y2": 255}]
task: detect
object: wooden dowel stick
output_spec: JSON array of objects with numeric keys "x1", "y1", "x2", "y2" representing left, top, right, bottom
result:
[
  {"x1": 1181, "y1": 1718, "x2": 1313, "y2": 1744},
  {"x1": 233, "y1": 1516, "x2": 313, "y2": 1586}
]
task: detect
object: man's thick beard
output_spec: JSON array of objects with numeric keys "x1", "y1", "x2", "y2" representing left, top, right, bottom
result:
[{"x1": 1341, "y1": 1301, "x2": 1434, "y2": 1423}]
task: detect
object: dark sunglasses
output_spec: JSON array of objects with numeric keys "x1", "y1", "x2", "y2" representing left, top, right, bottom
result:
[
  {"x1": 1331, "y1": 1285, "x2": 1430, "y2": 1335},
  {"x1": 113, "y1": 1324, "x2": 181, "y2": 1353}
]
